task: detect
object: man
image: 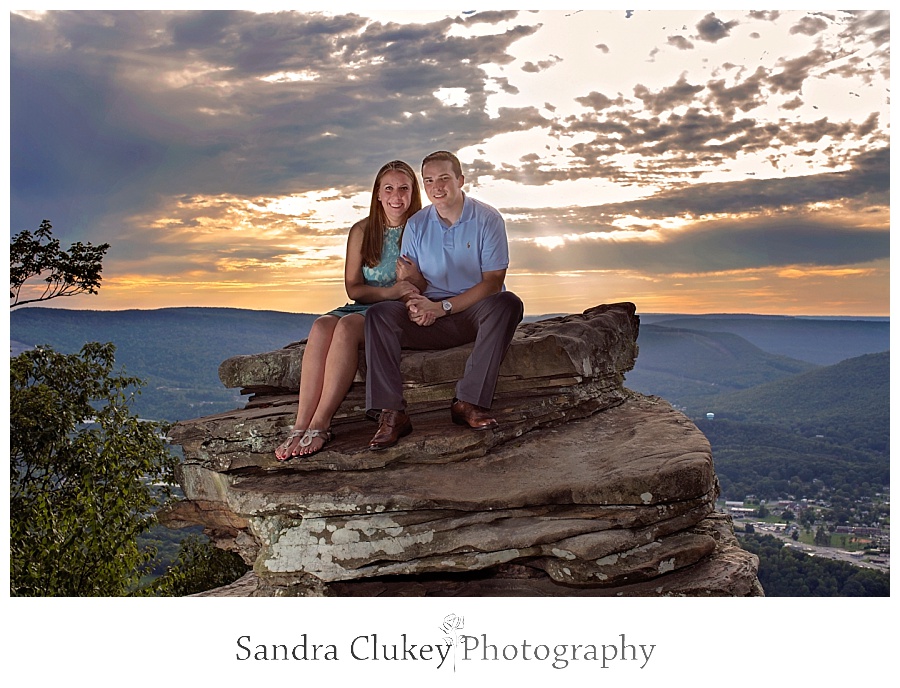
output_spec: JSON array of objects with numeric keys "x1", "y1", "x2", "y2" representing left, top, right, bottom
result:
[{"x1": 365, "y1": 150, "x2": 524, "y2": 450}]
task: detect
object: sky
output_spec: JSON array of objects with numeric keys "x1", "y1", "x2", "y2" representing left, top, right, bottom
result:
[{"x1": 8, "y1": 8, "x2": 891, "y2": 316}]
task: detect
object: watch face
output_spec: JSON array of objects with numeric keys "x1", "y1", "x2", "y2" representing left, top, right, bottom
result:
[{"x1": 443, "y1": 300, "x2": 452, "y2": 311}]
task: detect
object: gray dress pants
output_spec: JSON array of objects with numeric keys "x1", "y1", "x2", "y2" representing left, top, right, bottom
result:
[{"x1": 365, "y1": 290, "x2": 524, "y2": 411}]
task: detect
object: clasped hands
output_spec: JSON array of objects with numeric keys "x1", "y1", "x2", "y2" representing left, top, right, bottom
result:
[
  {"x1": 395, "y1": 255, "x2": 439, "y2": 327},
  {"x1": 406, "y1": 293, "x2": 440, "y2": 327}
]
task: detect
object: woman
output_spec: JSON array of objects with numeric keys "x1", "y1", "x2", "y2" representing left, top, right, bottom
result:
[{"x1": 275, "y1": 160, "x2": 423, "y2": 460}]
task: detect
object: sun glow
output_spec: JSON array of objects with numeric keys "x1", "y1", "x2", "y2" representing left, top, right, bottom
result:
[{"x1": 261, "y1": 70, "x2": 319, "y2": 83}]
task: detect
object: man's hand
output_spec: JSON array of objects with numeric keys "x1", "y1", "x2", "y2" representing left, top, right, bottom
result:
[
  {"x1": 410, "y1": 309, "x2": 436, "y2": 327},
  {"x1": 406, "y1": 293, "x2": 440, "y2": 327}
]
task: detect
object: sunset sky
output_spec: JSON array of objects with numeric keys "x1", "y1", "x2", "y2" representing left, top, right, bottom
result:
[{"x1": 9, "y1": 8, "x2": 890, "y2": 316}]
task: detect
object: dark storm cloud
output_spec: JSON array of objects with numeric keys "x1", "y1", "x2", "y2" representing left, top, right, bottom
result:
[{"x1": 10, "y1": 10, "x2": 541, "y2": 239}]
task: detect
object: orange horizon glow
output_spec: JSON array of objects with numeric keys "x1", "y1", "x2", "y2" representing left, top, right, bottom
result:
[{"x1": 11, "y1": 257, "x2": 889, "y2": 319}]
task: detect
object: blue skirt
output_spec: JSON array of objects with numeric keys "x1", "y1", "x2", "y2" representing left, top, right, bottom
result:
[{"x1": 324, "y1": 302, "x2": 371, "y2": 318}]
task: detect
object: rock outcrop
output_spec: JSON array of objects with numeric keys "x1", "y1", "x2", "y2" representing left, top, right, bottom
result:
[{"x1": 163, "y1": 303, "x2": 762, "y2": 596}]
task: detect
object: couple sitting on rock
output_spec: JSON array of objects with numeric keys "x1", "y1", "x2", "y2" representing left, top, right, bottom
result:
[{"x1": 275, "y1": 151, "x2": 524, "y2": 460}]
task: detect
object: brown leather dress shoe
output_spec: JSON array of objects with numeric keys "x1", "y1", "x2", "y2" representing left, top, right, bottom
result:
[
  {"x1": 368, "y1": 409, "x2": 413, "y2": 450},
  {"x1": 450, "y1": 398, "x2": 498, "y2": 429}
]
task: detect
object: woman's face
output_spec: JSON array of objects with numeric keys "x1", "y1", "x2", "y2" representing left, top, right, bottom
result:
[{"x1": 378, "y1": 170, "x2": 414, "y2": 226}]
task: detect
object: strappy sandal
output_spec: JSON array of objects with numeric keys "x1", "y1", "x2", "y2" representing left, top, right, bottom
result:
[
  {"x1": 295, "y1": 428, "x2": 333, "y2": 457},
  {"x1": 275, "y1": 429, "x2": 305, "y2": 461},
  {"x1": 276, "y1": 428, "x2": 334, "y2": 461}
]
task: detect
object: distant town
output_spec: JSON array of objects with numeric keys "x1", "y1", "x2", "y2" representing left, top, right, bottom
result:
[{"x1": 721, "y1": 490, "x2": 890, "y2": 573}]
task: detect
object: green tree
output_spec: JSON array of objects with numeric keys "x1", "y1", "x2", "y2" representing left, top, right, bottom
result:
[
  {"x1": 151, "y1": 535, "x2": 250, "y2": 596},
  {"x1": 10, "y1": 219, "x2": 110, "y2": 308},
  {"x1": 10, "y1": 224, "x2": 247, "y2": 596},
  {"x1": 800, "y1": 510, "x2": 816, "y2": 529},
  {"x1": 757, "y1": 503, "x2": 769, "y2": 518},
  {"x1": 10, "y1": 342, "x2": 178, "y2": 595},
  {"x1": 814, "y1": 526, "x2": 830, "y2": 547}
]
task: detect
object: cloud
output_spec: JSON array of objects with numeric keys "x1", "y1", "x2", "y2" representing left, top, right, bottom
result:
[
  {"x1": 789, "y1": 16, "x2": 829, "y2": 37},
  {"x1": 695, "y1": 13, "x2": 739, "y2": 43},
  {"x1": 634, "y1": 74, "x2": 704, "y2": 115},
  {"x1": 521, "y1": 55, "x2": 562, "y2": 73},
  {"x1": 666, "y1": 35, "x2": 694, "y2": 51},
  {"x1": 502, "y1": 146, "x2": 889, "y2": 227},
  {"x1": 509, "y1": 217, "x2": 888, "y2": 275},
  {"x1": 9, "y1": 10, "x2": 890, "y2": 316},
  {"x1": 10, "y1": 10, "x2": 541, "y2": 238},
  {"x1": 748, "y1": 11, "x2": 781, "y2": 23},
  {"x1": 500, "y1": 145, "x2": 888, "y2": 278}
]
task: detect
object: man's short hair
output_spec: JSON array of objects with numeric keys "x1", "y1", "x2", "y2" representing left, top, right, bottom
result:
[{"x1": 422, "y1": 150, "x2": 462, "y2": 178}]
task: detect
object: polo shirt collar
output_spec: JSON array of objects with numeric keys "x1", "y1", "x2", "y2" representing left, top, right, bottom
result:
[{"x1": 430, "y1": 193, "x2": 471, "y2": 228}]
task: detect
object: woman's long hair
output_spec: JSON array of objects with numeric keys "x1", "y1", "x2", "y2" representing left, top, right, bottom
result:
[{"x1": 361, "y1": 160, "x2": 422, "y2": 268}]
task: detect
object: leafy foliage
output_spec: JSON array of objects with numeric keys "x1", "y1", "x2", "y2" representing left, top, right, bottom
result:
[
  {"x1": 10, "y1": 342, "x2": 179, "y2": 596},
  {"x1": 701, "y1": 419, "x2": 888, "y2": 501},
  {"x1": 740, "y1": 534, "x2": 889, "y2": 596},
  {"x1": 694, "y1": 352, "x2": 889, "y2": 501},
  {"x1": 702, "y1": 352, "x2": 889, "y2": 454},
  {"x1": 10, "y1": 220, "x2": 110, "y2": 308},
  {"x1": 149, "y1": 535, "x2": 250, "y2": 596}
]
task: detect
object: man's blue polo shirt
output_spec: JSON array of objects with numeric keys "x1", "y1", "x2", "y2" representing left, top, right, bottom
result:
[{"x1": 401, "y1": 194, "x2": 509, "y2": 299}]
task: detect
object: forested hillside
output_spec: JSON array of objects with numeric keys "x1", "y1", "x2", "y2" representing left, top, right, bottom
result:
[
  {"x1": 705, "y1": 352, "x2": 888, "y2": 453},
  {"x1": 622, "y1": 318, "x2": 888, "y2": 503},
  {"x1": 646, "y1": 315, "x2": 888, "y2": 365},
  {"x1": 624, "y1": 323, "x2": 816, "y2": 410}
]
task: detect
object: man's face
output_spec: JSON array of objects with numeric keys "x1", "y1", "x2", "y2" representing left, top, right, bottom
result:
[{"x1": 422, "y1": 160, "x2": 464, "y2": 212}]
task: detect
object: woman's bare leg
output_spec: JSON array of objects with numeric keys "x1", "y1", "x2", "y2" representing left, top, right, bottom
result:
[
  {"x1": 297, "y1": 314, "x2": 365, "y2": 455},
  {"x1": 275, "y1": 315, "x2": 339, "y2": 459}
]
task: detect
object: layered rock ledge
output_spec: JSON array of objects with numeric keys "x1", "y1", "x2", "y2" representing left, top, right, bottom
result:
[{"x1": 163, "y1": 303, "x2": 762, "y2": 596}]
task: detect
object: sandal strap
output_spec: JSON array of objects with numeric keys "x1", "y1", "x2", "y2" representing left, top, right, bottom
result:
[
  {"x1": 278, "y1": 429, "x2": 304, "y2": 447},
  {"x1": 299, "y1": 428, "x2": 332, "y2": 447}
]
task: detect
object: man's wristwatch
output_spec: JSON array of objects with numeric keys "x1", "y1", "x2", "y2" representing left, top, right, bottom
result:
[{"x1": 441, "y1": 300, "x2": 453, "y2": 315}]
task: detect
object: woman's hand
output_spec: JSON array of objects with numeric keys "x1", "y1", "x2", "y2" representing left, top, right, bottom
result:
[
  {"x1": 392, "y1": 279, "x2": 420, "y2": 302},
  {"x1": 396, "y1": 255, "x2": 425, "y2": 289}
]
